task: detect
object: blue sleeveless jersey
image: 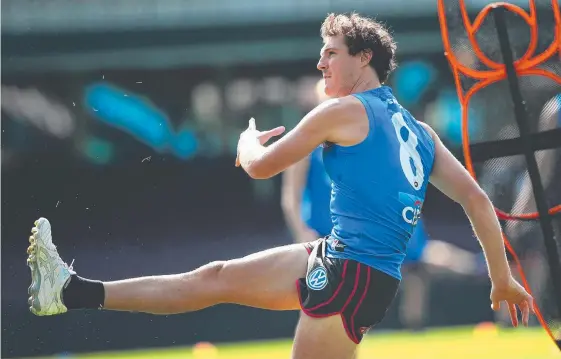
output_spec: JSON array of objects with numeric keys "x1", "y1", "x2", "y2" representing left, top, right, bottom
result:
[
  {"x1": 301, "y1": 147, "x2": 333, "y2": 237},
  {"x1": 323, "y1": 86, "x2": 436, "y2": 280}
]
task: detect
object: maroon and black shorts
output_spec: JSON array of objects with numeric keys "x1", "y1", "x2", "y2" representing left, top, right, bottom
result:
[{"x1": 297, "y1": 238, "x2": 400, "y2": 344}]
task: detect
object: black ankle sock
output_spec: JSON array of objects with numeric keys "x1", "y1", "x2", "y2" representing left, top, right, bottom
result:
[{"x1": 62, "y1": 275, "x2": 105, "y2": 310}]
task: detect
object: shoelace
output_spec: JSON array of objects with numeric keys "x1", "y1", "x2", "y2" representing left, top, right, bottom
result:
[
  {"x1": 66, "y1": 259, "x2": 75, "y2": 272},
  {"x1": 45, "y1": 241, "x2": 75, "y2": 273}
]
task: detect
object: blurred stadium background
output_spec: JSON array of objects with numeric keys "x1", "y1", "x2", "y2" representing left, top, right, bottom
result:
[{"x1": 2, "y1": 0, "x2": 560, "y2": 358}]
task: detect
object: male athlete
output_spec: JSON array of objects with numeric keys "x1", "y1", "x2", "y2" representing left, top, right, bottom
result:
[{"x1": 27, "y1": 13, "x2": 534, "y2": 359}]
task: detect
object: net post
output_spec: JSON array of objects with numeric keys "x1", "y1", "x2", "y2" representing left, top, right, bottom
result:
[{"x1": 492, "y1": 4, "x2": 561, "y2": 324}]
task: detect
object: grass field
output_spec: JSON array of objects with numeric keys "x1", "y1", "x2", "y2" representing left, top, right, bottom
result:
[{"x1": 25, "y1": 325, "x2": 561, "y2": 359}]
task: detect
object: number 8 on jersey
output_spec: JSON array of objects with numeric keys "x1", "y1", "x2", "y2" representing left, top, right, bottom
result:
[{"x1": 391, "y1": 112, "x2": 424, "y2": 191}]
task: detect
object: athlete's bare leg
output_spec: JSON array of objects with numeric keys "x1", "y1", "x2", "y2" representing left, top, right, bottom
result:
[
  {"x1": 29, "y1": 218, "x2": 362, "y2": 358},
  {"x1": 27, "y1": 218, "x2": 309, "y2": 316},
  {"x1": 292, "y1": 314, "x2": 357, "y2": 359},
  {"x1": 103, "y1": 244, "x2": 309, "y2": 314}
]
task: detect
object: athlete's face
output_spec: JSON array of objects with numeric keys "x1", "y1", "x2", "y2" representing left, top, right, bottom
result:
[{"x1": 317, "y1": 35, "x2": 365, "y2": 98}]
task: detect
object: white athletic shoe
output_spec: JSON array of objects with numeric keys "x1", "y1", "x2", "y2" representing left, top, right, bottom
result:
[{"x1": 27, "y1": 217, "x2": 75, "y2": 316}]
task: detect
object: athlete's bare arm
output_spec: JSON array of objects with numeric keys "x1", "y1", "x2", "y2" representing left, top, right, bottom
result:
[
  {"x1": 420, "y1": 123, "x2": 511, "y2": 282},
  {"x1": 236, "y1": 96, "x2": 366, "y2": 179},
  {"x1": 420, "y1": 122, "x2": 534, "y2": 326}
]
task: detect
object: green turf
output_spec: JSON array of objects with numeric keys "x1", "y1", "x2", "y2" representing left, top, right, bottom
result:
[{"x1": 21, "y1": 325, "x2": 561, "y2": 359}]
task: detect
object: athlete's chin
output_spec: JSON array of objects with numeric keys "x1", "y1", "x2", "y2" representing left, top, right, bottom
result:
[{"x1": 324, "y1": 86, "x2": 338, "y2": 98}]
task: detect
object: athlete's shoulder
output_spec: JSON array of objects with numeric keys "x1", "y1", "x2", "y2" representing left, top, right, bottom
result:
[
  {"x1": 309, "y1": 96, "x2": 365, "y2": 132},
  {"x1": 317, "y1": 96, "x2": 369, "y2": 146},
  {"x1": 313, "y1": 96, "x2": 363, "y2": 119},
  {"x1": 326, "y1": 96, "x2": 370, "y2": 126}
]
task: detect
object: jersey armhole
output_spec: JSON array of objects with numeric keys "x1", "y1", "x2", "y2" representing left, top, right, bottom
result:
[
  {"x1": 331, "y1": 94, "x2": 377, "y2": 152},
  {"x1": 419, "y1": 124, "x2": 437, "y2": 179}
]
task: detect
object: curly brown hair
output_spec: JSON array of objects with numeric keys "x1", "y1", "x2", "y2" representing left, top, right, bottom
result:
[{"x1": 321, "y1": 12, "x2": 398, "y2": 83}]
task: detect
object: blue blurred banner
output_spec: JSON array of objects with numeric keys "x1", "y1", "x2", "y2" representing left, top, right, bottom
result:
[{"x1": 84, "y1": 82, "x2": 198, "y2": 160}]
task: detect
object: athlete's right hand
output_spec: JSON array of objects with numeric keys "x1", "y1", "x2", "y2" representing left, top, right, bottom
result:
[
  {"x1": 235, "y1": 118, "x2": 285, "y2": 167},
  {"x1": 490, "y1": 276, "x2": 535, "y2": 327}
]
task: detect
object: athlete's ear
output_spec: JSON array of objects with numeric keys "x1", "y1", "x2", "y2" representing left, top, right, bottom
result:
[{"x1": 360, "y1": 49, "x2": 372, "y2": 67}]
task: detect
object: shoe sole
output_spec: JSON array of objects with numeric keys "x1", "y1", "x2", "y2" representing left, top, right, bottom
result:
[{"x1": 27, "y1": 218, "x2": 50, "y2": 315}]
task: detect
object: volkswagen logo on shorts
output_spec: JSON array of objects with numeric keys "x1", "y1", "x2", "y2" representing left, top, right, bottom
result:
[{"x1": 306, "y1": 267, "x2": 328, "y2": 291}]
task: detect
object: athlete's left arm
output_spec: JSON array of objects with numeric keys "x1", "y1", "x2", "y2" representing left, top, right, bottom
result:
[{"x1": 236, "y1": 99, "x2": 349, "y2": 179}]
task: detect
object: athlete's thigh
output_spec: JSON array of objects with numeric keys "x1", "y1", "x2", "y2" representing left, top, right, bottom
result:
[
  {"x1": 219, "y1": 243, "x2": 311, "y2": 310},
  {"x1": 292, "y1": 313, "x2": 357, "y2": 359}
]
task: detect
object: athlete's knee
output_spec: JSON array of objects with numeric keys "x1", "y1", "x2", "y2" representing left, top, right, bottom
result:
[
  {"x1": 197, "y1": 259, "x2": 256, "y2": 300},
  {"x1": 160, "y1": 261, "x2": 229, "y2": 313},
  {"x1": 193, "y1": 260, "x2": 228, "y2": 288},
  {"x1": 202, "y1": 259, "x2": 253, "y2": 304}
]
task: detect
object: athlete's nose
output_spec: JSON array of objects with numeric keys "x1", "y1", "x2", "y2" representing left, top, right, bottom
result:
[{"x1": 317, "y1": 58, "x2": 327, "y2": 72}]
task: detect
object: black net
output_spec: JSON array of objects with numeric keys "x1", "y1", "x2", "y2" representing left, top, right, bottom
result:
[{"x1": 439, "y1": 0, "x2": 561, "y2": 346}]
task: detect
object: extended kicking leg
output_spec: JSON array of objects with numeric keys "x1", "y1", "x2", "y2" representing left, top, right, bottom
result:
[{"x1": 27, "y1": 218, "x2": 310, "y2": 316}]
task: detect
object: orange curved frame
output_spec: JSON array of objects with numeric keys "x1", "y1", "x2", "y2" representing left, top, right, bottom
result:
[{"x1": 437, "y1": 0, "x2": 561, "y2": 344}]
